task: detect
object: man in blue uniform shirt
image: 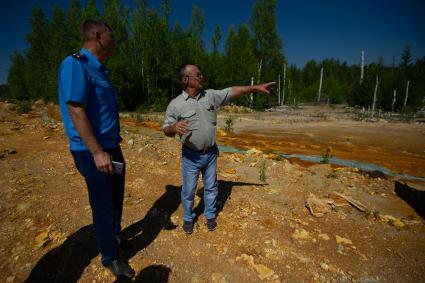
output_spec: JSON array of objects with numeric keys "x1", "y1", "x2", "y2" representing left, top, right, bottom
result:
[
  {"x1": 58, "y1": 20, "x2": 134, "y2": 279},
  {"x1": 163, "y1": 64, "x2": 275, "y2": 234}
]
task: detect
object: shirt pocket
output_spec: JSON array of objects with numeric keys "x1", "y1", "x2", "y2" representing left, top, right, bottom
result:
[
  {"x1": 94, "y1": 79, "x2": 116, "y2": 106},
  {"x1": 179, "y1": 110, "x2": 199, "y2": 131},
  {"x1": 202, "y1": 102, "x2": 217, "y2": 126}
]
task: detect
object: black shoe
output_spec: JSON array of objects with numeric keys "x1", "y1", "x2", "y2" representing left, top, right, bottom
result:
[
  {"x1": 105, "y1": 259, "x2": 135, "y2": 279},
  {"x1": 116, "y1": 236, "x2": 133, "y2": 250},
  {"x1": 182, "y1": 221, "x2": 193, "y2": 234},
  {"x1": 206, "y1": 218, "x2": 217, "y2": 231}
]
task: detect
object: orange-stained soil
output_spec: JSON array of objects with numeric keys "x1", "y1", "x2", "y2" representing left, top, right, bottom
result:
[
  {"x1": 218, "y1": 119, "x2": 425, "y2": 178},
  {"x1": 132, "y1": 108, "x2": 425, "y2": 178}
]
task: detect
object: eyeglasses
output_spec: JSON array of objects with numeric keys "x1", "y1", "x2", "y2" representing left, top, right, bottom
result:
[{"x1": 186, "y1": 73, "x2": 203, "y2": 78}]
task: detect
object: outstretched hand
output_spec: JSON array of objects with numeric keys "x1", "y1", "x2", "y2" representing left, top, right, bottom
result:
[{"x1": 257, "y1": 82, "x2": 277, "y2": 94}]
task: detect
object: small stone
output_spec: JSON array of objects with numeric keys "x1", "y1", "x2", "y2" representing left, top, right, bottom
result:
[
  {"x1": 320, "y1": 262, "x2": 329, "y2": 271},
  {"x1": 225, "y1": 168, "x2": 236, "y2": 174},
  {"x1": 391, "y1": 218, "x2": 405, "y2": 227},
  {"x1": 292, "y1": 228, "x2": 310, "y2": 240},
  {"x1": 318, "y1": 233, "x2": 330, "y2": 241},
  {"x1": 337, "y1": 243, "x2": 344, "y2": 254},
  {"x1": 254, "y1": 264, "x2": 275, "y2": 280},
  {"x1": 335, "y1": 235, "x2": 352, "y2": 245}
]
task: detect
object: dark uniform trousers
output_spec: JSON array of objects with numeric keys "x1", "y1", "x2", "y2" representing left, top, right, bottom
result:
[{"x1": 71, "y1": 146, "x2": 125, "y2": 266}]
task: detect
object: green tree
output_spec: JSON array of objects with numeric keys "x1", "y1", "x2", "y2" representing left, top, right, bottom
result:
[
  {"x1": 224, "y1": 26, "x2": 237, "y2": 85},
  {"x1": 7, "y1": 52, "x2": 29, "y2": 100},
  {"x1": 82, "y1": 0, "x2": 98, "y2": 21},
  {"x1": 187, "y1": 5, "x2": 206, "y2": 67},
  {"x1": 401, "y1": 45, "x2": 412, "y2": 68},
  {"x1": 46, "y1": 5, "x2": 68, "y2": 102},
  {"x1": 101, "y1": 0, "x2": 131, "y2": 108},
  {"x1": 206, "y1": 26, "x2": 224, "y2": 89},
  {"x1": 66, "y1": 0, "x2": 82, "y2": 52},
  {"x1": 25, "y1": 7, "x2": 50, "y2": 100},
  {"x1": 223, "y1": 24, "x2": 257, "y2": 105},
  {"x1": 250, "y1": 0, "x2": 285, "y2": 107},
  {"x1": 169, "y1": 21, "x2": 191, "y2": 96}
]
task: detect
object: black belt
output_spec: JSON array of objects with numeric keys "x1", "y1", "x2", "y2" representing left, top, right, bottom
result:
[{"x1": 183, "y1": 144, "x2": 217, "y2": 154}]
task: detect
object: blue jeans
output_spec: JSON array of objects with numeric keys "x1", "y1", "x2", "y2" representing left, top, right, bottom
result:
[
  {"x1": 181, "y1": 146, "x2": 218, "y2": 222},
  {"x1": 71, "y1": 147, "x2": 125, "y2": 266}
]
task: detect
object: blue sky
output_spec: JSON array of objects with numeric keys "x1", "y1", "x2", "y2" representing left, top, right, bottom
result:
[{"x1": 1, "y1": 0, "x2": 424, "y2": 84}]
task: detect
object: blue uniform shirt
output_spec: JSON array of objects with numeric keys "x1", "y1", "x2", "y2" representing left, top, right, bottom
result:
[{"x1": 58, "y1": 48, "x2": 121, "y2": 151}]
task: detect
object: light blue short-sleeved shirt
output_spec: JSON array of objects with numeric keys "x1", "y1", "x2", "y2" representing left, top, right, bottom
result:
[
  {"x1": 58, "y1": 48, "x2": 121, "y2": 151},
  {"x1": 163, "y1": 88, "x2": 232, "y2": 151}
]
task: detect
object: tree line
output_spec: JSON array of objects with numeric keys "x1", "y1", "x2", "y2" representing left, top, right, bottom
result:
[{"x1": 4, "y1": 0, "x2": 425, "y2": 112}]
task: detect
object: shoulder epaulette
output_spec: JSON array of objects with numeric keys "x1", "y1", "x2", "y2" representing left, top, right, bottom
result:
[{"x1": 71, "y1": 52, "x2": 87, "y2": 61}]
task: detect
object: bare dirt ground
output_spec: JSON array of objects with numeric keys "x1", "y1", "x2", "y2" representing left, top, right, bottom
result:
[{"x1": 0, "y1": 102, "x2": 424, "y2": 283}]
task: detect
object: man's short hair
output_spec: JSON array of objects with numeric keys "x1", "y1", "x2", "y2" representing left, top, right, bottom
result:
[
  {"x1": 178, "y1": 63, "x2": 198, "y2": 82},
  {"x1": 81, "y1": 20, "x2": 112, "y2": 42},
  {"x1": 178, "y1": 64, "x2": 189, "y2": 82}
]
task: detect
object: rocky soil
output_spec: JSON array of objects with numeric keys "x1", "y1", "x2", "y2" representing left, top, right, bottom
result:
[{"x1": 0, "y1": 102, "x2": 424, "y2": 282}]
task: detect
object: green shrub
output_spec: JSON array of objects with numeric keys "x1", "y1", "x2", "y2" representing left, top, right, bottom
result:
[
  {"x1": 320, "y1": 147, "x2": 333, "y2": 164},
  {"x1": 223, "y1": 116, "x2": 235, "y2": 133}
]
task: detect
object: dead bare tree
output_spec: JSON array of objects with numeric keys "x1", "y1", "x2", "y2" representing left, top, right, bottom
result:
[
  {"x1": 360, "y1": 50, "x2": 365, "y2": 85},
  {"x1": 277, "y1": 73, "x2": 281, "y2": 105},
  {"x1": 257, "y1": 59, "x2": 262, "y2": 84},
  {"x1": 282, "y1": 64, "x2": 286, "y2": 105},
  {"x1": 371, "y1": 75, "x2": 379, "y2": 118},
  {"x1": 391, "y1": 89, "x2": 397, "y2": 113},
  {"x1": 403, "y1": 80, "x2": 410, "y2": 108},
  {"x1": 317, "y1": 67, "x2": 323, "y2": 103},
  {"x1": 250, "y1": 77, "x2": 254, "y2": 108},
  {"x1": 288, "y1": 79, "x2": 293, "y2": 105}
]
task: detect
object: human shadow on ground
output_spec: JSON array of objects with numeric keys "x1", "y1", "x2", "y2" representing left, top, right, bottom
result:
[
  {"x1": 25, "y1": 185, "x2": 181, "y2": 282},
  {"x1": 119, "y1": 185, "x2": 181, "y2": 261},
  {"x1": 193, "y1": 180, "x2": 263, "y2": 224},
  {"x1": 114, "y1": 264, "x2": 171, "y2": 283},
  {"x1": 24, "y1": 225, "x2": 98, "y2": 282},
  {"x1": 395, "y1": 180, "x2": 425, "y2": 219}
]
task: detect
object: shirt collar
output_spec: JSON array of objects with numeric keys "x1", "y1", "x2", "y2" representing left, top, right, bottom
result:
[
  {"x1": 182, "y1": 90, "x2": 203, "y2": 101},
  {"x1": 80, "y1": 48, "x2": 104, "y2": 71}
]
